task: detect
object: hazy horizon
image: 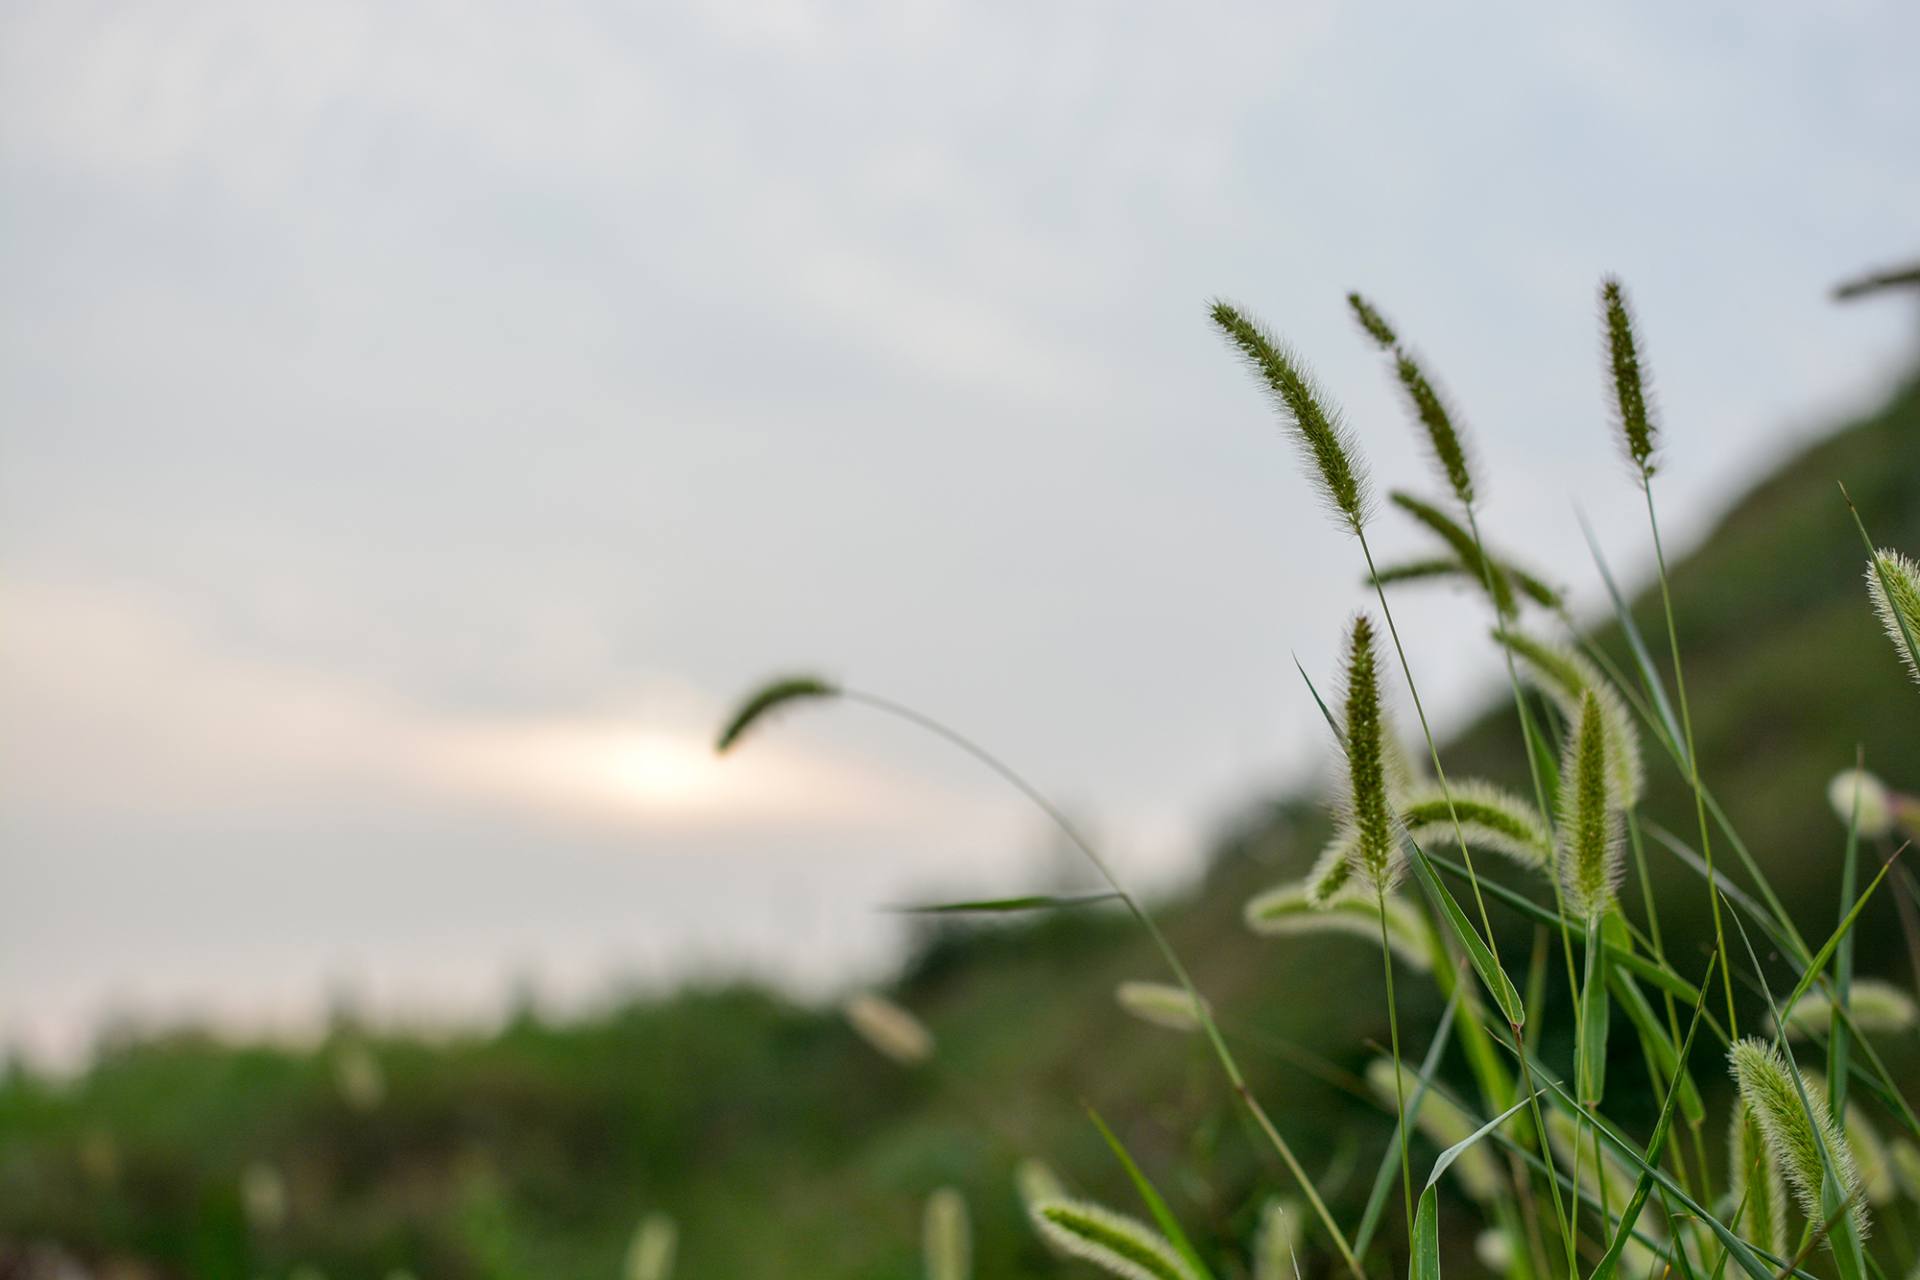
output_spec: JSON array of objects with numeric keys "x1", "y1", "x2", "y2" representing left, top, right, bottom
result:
[{"x1": 4, "y1": 1, "x2": 1918, "y2": 1068}]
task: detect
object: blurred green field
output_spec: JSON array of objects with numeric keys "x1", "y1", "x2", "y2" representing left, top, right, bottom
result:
[{"x1": 5, "y1": 367, "x2": 1919, "y2": 1278}]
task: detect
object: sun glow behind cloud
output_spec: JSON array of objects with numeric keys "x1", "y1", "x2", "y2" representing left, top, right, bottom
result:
[{"x1": 0, "y1": 579, "x2": 956, "y2": 838}]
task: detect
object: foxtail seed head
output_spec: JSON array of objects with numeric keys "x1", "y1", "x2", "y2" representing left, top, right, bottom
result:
[
  {"x1": 1730, "y1": 1099, "x2": 1790, "y2": 1256},
  {"x1": 1728, "y1": 1037, "x2": 1869, "y2": 1244},
  {"x1": 1243, "y1": 882, "x2": 1433, "y2": 970},
  {"x1": 1306, "y1": 828, "x2": 1359, "y2": 904},
  {"x1": 924, "y1": 1188, "x2": 971, "y2": 1280},
  {"x1": 625, "y1": 1213, "x2": 678, "y2": 1280},
  {"x1": 1601, "y1": 276, "x2": 1659, "y2": 479},
  {"x1": 1030, "y1": 1199, "x2": 1199, "y2": 1280},
  {"x1": 842, "y1": 992, "x2": 933, "y2": 1066},
  {"x1": 1346, "y1": 292, "x2": 1398, "y2": 349},
  {"x1": 1016, "y1": 1159, "x2": 1066, "y2": 1211},
  {"x1": 1557, "y1": 691, "x2": 1622, "y2": 919},
  {"x1": 1776, "y1": 978, "x2": 1917, "y2": 1040},
  {"x1": 1393, "y1": 351, "x2": 1475, "y2": 507},
  {"x1": 1390, "y1": 492, "x2": 1512, "y2": 615},
  {"x1": 1399, "y1": 779, "x2": 1552, "y2": 870},
  {"x1": 1340, "y1": 615, "x2": 1399, "y2": 894},
  {"x1": 1867, "y1": 549, "x2": 1920, "y2": 687},
  {"x1": 715, "y1": 674, "x2": 839, "y2": 753},
  {"x1": 1114, "y1": 981, "x2": 1206, "y2": 1034},
  {"x1": 1252, "y1": 1198, "x2": 1302, "y2": 1280},
  {"x1": 1495, "y1": 629, "x2": 1644, "y2": 807},
  {"x1": 1211, "y1": 301, "x2": 1370, "y2": 530},
  {"x1": 1827, "y1": 768, "x2": 1895, "y2": 839}
]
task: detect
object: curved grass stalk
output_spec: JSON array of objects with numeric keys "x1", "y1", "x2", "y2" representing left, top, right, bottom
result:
[{"x1": 716, "y1": 680, "x2": 1365, "y2": 1277}]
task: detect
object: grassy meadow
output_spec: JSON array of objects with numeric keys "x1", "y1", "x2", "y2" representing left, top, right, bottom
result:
[{"x1": 5, "y1": 287, "x2": 1920, "y2": 1279}]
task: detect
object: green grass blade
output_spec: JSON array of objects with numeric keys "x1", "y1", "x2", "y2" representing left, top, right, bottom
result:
[
  {"x1": 1828, "y1": 759, "x2": 1863, "y2": 1117},
  {"x1": 1776, "y1": 849, "x2": 1903, "y2": 1031},
  {"x1": 892, "y1": 892, "x2": 1125, "y2": 914},
  {"x1": 1404, "y1": 840, "x2": 1525, "y2": 1027},
  {"x1": 1353, "y1": 992, "x2": 1462, "y2": 1258},
  {"x1": 1530, "y1": 1070, "x2": 1780, "y2": 1280},
  {"x1": 1424, "y1": 849, "x2": 1706, "y2": 1007},
  {"x1": 1086, "y1": 1106, "x2": 1215, "y2": 1280},
  {"x1": 1426, "y1": 1093, "x2": 1538, "y2": 1191},
  {"x1": 1590, "y1": 955, "x2": 1714, "y2": 1280},
  {"x1": 1408, "y1": 1186, "x2": 1440, "y2": 1280},
  {"x1": 1404, "y1": 1093, "x2": 1535, "y2": 1280},
  {"x1": 1607, "y1": 965, "x2": 1705, "y2": 1125}
]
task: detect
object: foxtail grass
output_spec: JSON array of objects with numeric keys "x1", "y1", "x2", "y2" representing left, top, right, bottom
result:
[
  {"x1": 1558, "y1": 693, "x2": 1623, "y2": 923},
  {"x1": 625, "y1": 1213, "x2": 677, "y2": 1280},
  {"x1": 714, "y1": 675, "x2": 839, "y2": 752},
  {"x1": 1866, "y1": 548, "x2": 1920, "y2": 687},
  {"x1": 842, "y1": 992, "x2": 934, "y2": 1066},
  {"x1": 1252, "y1": 1198, "x2": 1301, "y2": 1280},
  {"x1": 1601, "y1": 275, "x2": 1739, "y2": 1039},
  {"x1": 1730, "y1": 1098, "x2": 1791, "y2": 1256},
  {"x1": 1776, "y1": 979, "x2": 1917, "y2": 1040},
  {"x1": 1115, "y1": 981, "x2": 1208, "y2": 1033},
  {"x1": 1243, "y1": 883, "x2": 1434, "y2": 970},
  {"x1": 1211, "y1": 301, "x2": 1369, "y2": 529},
  {"x1": 1828, "y1": 768, "x2": 1896, "y2": 839},
  {"x1": 1729, "y1": 1037, "x2": 1869, "y2": 1245},
  {"x1": 1030, "y1": 1199, "x2": 1201, "y2": 1280},
  {"x1": 924, "y1": 1188, "x2": 971, "y2": 1280},
  {"x1": 715, "y1": 678, "x2": 1366, "y2": 1276}
]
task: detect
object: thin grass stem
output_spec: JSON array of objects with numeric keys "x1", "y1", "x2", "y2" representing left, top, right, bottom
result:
[
  {"x1": 1640, "y1": 487, "x2": 1739, "y2": 1037},
  {"x1": 834, "y1": 689, "x2": 1367, "y2": 1278}
]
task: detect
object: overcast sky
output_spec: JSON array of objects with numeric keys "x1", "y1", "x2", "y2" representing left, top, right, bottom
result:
[{"x1": 3, "y1": 1, "x2": 1917, "y2": 1065}]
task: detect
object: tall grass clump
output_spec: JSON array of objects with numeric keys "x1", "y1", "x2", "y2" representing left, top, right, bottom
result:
[{"x1": 717, "y1": 272, "x2": 1919, "y2": 1277}]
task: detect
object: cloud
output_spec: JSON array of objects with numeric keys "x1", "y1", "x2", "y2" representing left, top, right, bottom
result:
[
  {"x1": 0, "y1": 577, "x2": 964, "y2": 835},
  {"x1": 1, "y1": 0, "x2": 1917, "y2": 1062}
]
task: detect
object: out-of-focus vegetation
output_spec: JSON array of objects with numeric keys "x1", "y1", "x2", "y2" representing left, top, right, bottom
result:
[{"x1": 4, "y1": 360, "x2": 1919, "y2": 1278}]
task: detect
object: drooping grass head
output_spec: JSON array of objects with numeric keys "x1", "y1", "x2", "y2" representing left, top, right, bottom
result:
[
  {"x1": 1347, "y1": 292, "x2": 1476, "y2": 507},
  {"x1": 1392, "y1": 352, "x2": 1476, "y2": 508},
  {"x1": 715, "y1": 674, "x2": 840, "y2": 752},
  {"x1": 1600, "y1": 276, "x2": 1659, "y2": 479},
  {"x1": 1211, "y1": 300, "x2": 1370, "y2": 530},
  {"x1": 1346, "y1": 292, "x2": 1398, "y2": 349},
  {"x1": 1728, "y1": 1037, "x2": 1869, "y2": 1245}
]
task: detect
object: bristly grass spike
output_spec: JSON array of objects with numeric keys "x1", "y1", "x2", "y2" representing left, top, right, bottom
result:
[
  {"x1": 1558, "y1": 691, "x2": 1622, "y2": 920},
  {"x1": 1346, "y1": 292, "x2": 1397, "y2": 349},
  {"x1": 1866, "y1": 548, "x2": 1920, "y2": 686},
  {"x1": 1340, "y1": 614, "x2": 1400, "y2": 894},
  {"x1": 1728, "y1": 1037, "x2": 1869, "y2": 1243},
  {"x1": 1601, "y1": 276, "x2": 1659, "y2": 479},
  {"x1": 1030, "y1": 1198, "x2": 1200, "y2": 1280},
  {"x1": 715, "y1": 675, "x2": 840, "y2": 752},
  {"x1": 1210, "y1": 300, "x2": 1370, "y2": 530}
]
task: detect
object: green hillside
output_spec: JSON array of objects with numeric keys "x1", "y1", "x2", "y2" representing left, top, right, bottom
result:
[{"x1": 4, "y1": 362, "x2": 1919, "y2": 1279}]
